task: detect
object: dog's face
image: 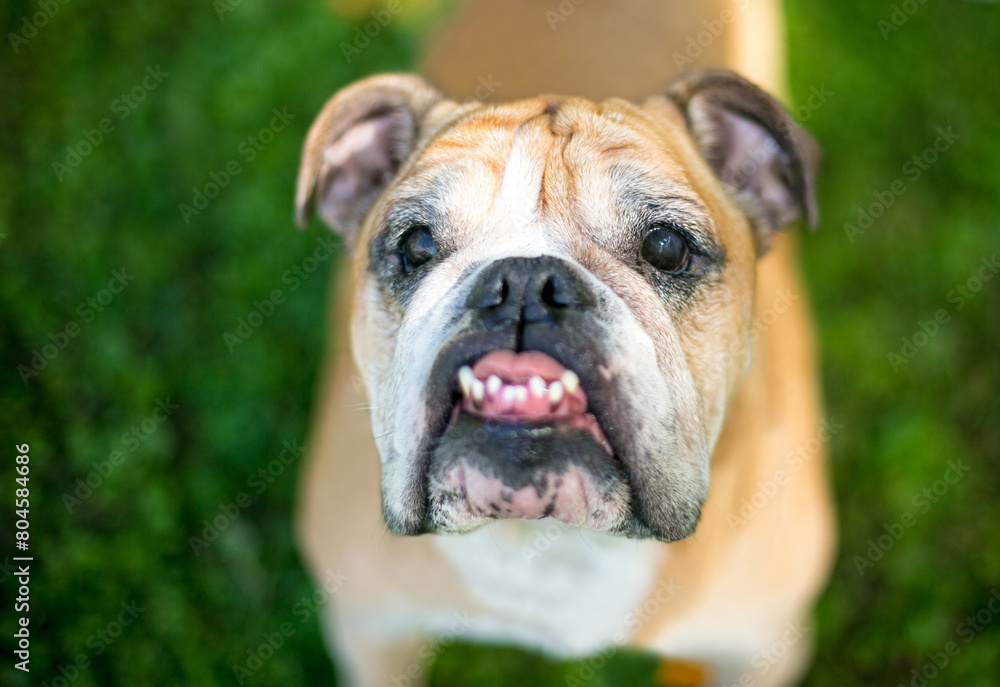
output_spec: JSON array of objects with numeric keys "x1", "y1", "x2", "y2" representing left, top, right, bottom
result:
[{"x1": 296, "y1": 71, "x2": 816, "y2": 540}]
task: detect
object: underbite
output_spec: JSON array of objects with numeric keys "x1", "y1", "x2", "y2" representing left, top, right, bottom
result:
[{"x1": 449, "y1": 349, "x2": 613, "y2": 455}]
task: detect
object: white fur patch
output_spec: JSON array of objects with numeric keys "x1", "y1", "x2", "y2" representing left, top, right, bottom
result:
[{"x1": 432, "y1": 520, "x2": 662, "y2": 656}]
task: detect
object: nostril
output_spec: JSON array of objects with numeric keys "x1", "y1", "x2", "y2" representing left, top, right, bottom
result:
[
  {"x1": 540, "y1": 276, "x2": 565, "y2": 308},
  {"x1": 468, "y1": 273, "x2": 508, "y2": 310}
]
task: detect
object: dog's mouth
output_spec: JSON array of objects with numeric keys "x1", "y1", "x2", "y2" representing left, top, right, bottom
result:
[
  {"x1": 449, "y1": 350, "x2": 613, "y2": 456},
  {"x1": 420, "y1": 344, "x2": 632, "y2": 533}
]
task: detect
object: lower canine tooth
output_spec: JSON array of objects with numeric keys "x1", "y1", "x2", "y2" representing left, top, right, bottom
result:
[
  {"x1": 486, "y1": 375, "x2": 502, "y2": 396},
  {"x1": 549, "y1": 381, "x2": 564, "y2": 405},
  {"x1": 471, "y1": 379, "x2": 485, "y2": 405}
]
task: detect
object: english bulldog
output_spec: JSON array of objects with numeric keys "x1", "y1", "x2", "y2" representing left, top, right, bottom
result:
[{"x1": 293, "y1": 6, "x2": 835, "y2": 686}]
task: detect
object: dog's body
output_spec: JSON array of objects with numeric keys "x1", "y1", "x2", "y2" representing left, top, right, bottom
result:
[{"x1": 296, "y1": 2, "x2": 835, "y2": 685}]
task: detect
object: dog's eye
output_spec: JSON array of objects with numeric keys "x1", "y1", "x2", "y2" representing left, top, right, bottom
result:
[
  {"x1": 398, "y1": 224, "x2": 436, "y2": 273},
  {"x1": 641, "y1": 224, "x2": 690, "y2": 274}
]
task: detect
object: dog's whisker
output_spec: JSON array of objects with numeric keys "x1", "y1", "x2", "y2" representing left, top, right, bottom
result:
[
  {"x1": 485, "y1": 523, "x2": 504, "y2": 551},
  {"x1": 376, "y1": 520, "x2": 390, "y2": 552},
  {"x1": 576, "y1": 528, "x2": 598, "y2": 555}
]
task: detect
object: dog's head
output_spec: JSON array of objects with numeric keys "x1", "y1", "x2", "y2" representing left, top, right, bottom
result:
[{"x1": 295, "y1": 70, "x2": 817, "y2": 540}]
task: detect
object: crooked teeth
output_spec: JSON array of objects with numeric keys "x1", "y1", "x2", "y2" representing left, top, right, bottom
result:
[
  {"x1": 548, "y1": 380, "x2": 564, "y2": 405},
  {"x1": 561, "y1": 370, "x2": 579, "y2": 395},
  {"x1": 458, "y1": 366, "x2": 475, "y2": 397},
  {"x1": 486, "y1": 375, "x2": 502, "y2": 396},
  {"x1": 528, "y1": 375, "x2": 546, "y2": 397},
  {"x1": 459, "y1": 366, "x2": 579, "y2": 412}
]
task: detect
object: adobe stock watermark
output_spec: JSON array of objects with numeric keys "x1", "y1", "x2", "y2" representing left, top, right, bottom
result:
[
  {"x1": 231, "y1": 567, "x2": 349, "y2": 685},
  {"x1": 895, "y1": 588, "x2": 1000, "y2": 687},
  {"x1": 520, "y1": 520, "x2": 572, "y2": 565},
  {"x1": 188, "y1": 439, "x2": 304, "y2": 556},
  {"x1": 728, "y1": 417, "x2": 843, "y2": 532},
  {"x1": 887, "y1": 255, "x2": 999, "y2": 371},
  {"x1": 223, "y1": 233, "x2": 337, "y2": 352},
  {"x1": 725, "y1": 620, "x2": 810, "y2": 687},
  {"x1": 340, "y1": 0, "x2": 402, "y2": 63},
  {"x1": 1, "y1": 557, "x2": 25, "y2": 584},
  {"x1": 52, "y1": 65, "x2": 170, "y2": 181},
  {"x1": 564, "y1": 579, "x2": 682, "y2": 686},
  {"x1": 464, "y1": 74, "x2": 502, "y2": 103},
  {"x1": 672, "y1": 0, "x2": 752, "y2": 72},
  {"x1": 37, "y1": 600, "x2": 144, "y2": 687},
  {"x1": 853, "y1": 458, "x2": 970, "y2": 576},
  {"x1": 878, "y1": 0, "x2": 931, "y2": 41},
  {"x1": 844, "y1": 126, "x2": 960, "y2": 243},
  {"x1": 178, "y1": 107, "x2": 294, "y2": 224},
  {"x1": 726, "y1": 83, "x2": 833, "y2": 193},
  {"x1": 386, "y1": 611, "x2": 473, "y2": 687},
  {"x1": 7, "y1": 0, "x2": 74, "y2": 54},
  {"x1": 546, "y1": 0, "x2": 589, "y2": 31},
  {"x1": 18, "y1": 268, "x2": 135, "y2": 384},
  {"x1": 62, "y1": 398, "x2": 179, "y2": 514},
  {"x1": 213, "y1": 0, "x2": 246, "y2": 21}
]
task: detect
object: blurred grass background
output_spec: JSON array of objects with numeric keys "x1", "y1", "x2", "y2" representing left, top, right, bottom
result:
[{"x1": 1, "y1": 1, "x2": 998, "y2": 685}]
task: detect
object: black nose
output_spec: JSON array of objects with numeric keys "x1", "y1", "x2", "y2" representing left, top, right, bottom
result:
[{"x1": 466, "y1": 256, "x2": 595, "y2": 328}]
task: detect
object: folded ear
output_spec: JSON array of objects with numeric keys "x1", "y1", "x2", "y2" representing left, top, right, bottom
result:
[
  {"x1": 665, "y1": 68, "x2": 819, "y2": 250},
  {"x1": 294, "y1": 74, "x2": 446, "y2": 242}
]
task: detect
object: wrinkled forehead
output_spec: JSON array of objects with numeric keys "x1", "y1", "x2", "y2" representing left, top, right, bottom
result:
[{"x1": 364, "y1": 96, "x2": 724, "y2": 256}]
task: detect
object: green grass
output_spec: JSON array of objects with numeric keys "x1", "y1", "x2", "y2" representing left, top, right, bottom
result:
[{"x1": 1, "y1": 1, "x2": 998, "y2": 685}]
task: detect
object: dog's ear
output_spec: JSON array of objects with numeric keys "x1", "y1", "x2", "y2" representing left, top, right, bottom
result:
[
  {"x1": 295, "y1": 74, "x2": 446, "y2": 242},
  {"x1": 664, "y1": 69, "x2": 818, "y2": 250}
]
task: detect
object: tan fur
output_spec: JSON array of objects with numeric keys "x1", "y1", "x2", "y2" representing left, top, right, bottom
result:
[{"x1": 297, "y1": 1, "x2": 835, "y2": 685}]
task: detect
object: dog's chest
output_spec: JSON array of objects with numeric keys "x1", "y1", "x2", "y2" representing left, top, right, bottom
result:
[{"x1": 432, "y1": 520, "x2": 662, "y2": 656}]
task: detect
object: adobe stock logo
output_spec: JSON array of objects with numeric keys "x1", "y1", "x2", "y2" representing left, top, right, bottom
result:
[
  {"x1": 7, "y1": 0, "x2": 74, "y2": 53},
  {"x1": 844, "y1": 126, "x2": 961, "y2": 243},
  {"x1": 178, "y1": 107, "x2": 294, "y2": 224},
  {"x1": 52, "y1": 66, "x2": 169, "y2": 181},
  {"x1": 854, "y1": 459, "x2": 971, "y2": 576},
  {"x1": 887, "y1": 255, "x2": 999, "y2": 372},
  {"x1": 18, "y1": 268, "x2": 135, "y2": 384},
  {"x1": 877, "y1": 0, "x2": 931, "y2": 41},
  {"x1": 339, "y1": 1, "x2": 402, "y2": 63},
  {"x1": 895, "y1": 588, "x2": 1000, "y2": 687}
]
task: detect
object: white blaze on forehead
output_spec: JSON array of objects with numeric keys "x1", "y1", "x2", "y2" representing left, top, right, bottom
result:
[
  {"x1": 462, "y1": 122, "x2": 567, "y2": 260},
  {"x1": 493, "y1": 124, "x2": 545, "y2": 227}
]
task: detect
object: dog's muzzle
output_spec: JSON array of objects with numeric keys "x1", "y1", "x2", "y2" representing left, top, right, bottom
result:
[{"x1": 419, "y1": 256, "x2": 635, "y2": 534}]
